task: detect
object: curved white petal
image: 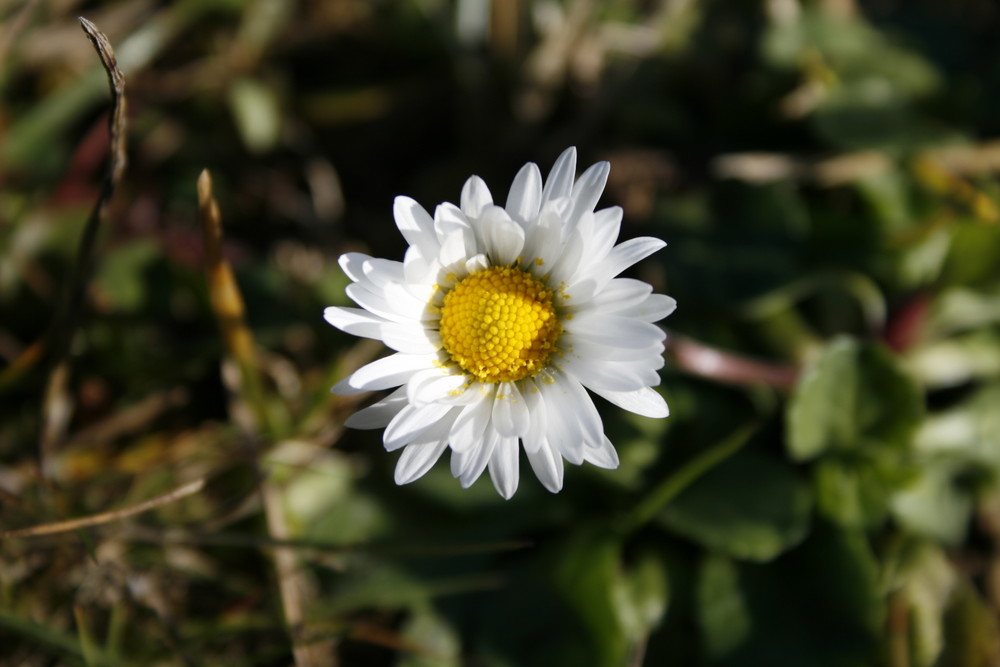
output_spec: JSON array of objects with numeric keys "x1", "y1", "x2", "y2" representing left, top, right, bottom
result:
[
  {"x1": 602, "y1": 236, "x2": 666, "y2": 280},
  {"x1": 479, "y1": 205, "x2": 525, "y2": 266},
  {"x1": 434, "y1": 203, "x2": 479, "y2": 258},
  {"x1": 562, "y1": 354, "x2": 659, "y2": 392},
  {"x1": 582, "y1": 206, "x2": 622, "y2": 262},
  {"x1": 583, "y1": 435, "x2": 620, "y2": 470},
  {"x1": 452, "y1": 427, "x2": 498, "y2": 487},
  {"x1": 567, "y1": 161, "x2": 609, "y2": 226},
  {"x1": 552, "y1": 372, "x2": 604, "y2": 447},
  {"x1": 406, "y1": 367, "x2": 469, "y2": 406},
  {"x1": 381, "y1": 323, "x2": 440, "y2": 354},
  {"x1": 395, "y1": 440, "x2": 450, "y2": 485},
  {"x1": 333, "y1": 353, "x2": 436, "y2": 395},
  {"x1": 536, "y1": 372, "x2": 588, "y2": 464},
  {"x1": 343, "y1": 386, "x2": 408, "y2": 429},
  {"x1": 591, "y1": 386, "x2": 669, "y2": 418},
  {"x1": 449, "y1": 390, "x2": 493, "y2": 452},
  {"x1": 339, "y1": 252, "x2": 373, "y2": 282},
  {"x1": 491, "y1": 381, "x2": 529, "y2": 438},
  {"x1": 323, "y1": 306, "x2": 388, "y2": 339},
  {"x1": 562, "y1": 334, "x2": 664, "y2": 363},
  {"x1": 394, "y1": 196, "x2": 439, "y2": 259},
  {"x1": 525, "y1": 440, "x2": 564, "y2": 493},
  {"x1": 506, "y1": 161, "x2": 543, "y2": 227},
  {"x1": 565, "y1": 312, "x2": 665, "y2": 348},
  {"x1": 384, "y1": 401, "x2": 453, "y2": 452},
  {"x1": 520, "y1": 379, "x2": 547, "y2": 454},
  {"x1": 488, "y1": 435, "x2": 520, "y2": 499},
  {"x1": 461, "y1": 175, "x2": 493, "y2": 219},
  {"x1": 344, "y1": 283, "x2": 409, "y2": 323},
  {"x1": 541, "y1": 147, "x2": 577, "y2": 206}
]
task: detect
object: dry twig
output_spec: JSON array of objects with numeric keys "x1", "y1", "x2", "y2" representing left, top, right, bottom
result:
[
  {"x1": 38, "y1": 18, "x2": 128, "y2": 470},
  {"x1": 0, "y1": 478, "x2": 205, "y2": 539}
]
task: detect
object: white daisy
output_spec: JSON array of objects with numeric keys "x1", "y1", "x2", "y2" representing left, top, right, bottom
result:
[{"x1": 325, "y1": 147, "x2": 675, "y2": 498}]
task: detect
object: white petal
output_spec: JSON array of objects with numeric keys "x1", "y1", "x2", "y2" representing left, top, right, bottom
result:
[
  {"x1": 394, "y1": 196, "x2": 439, "y2": 258},
  {"x1": 333, "y1": 353, "x2": 435, "y2": 395},
  {"x1": 553, "y1": 373, "x2": 604, "y2": 447},
  {"x1": 406, "y1": 367, "x2": 469, "y2": 406},
  {"x1": 541, "y1": 147, "x2": 577, "y2": 206},
  {"x1": 438, "y1": 228, "x2": 474, "y2": 269},
  {"x1": 577, "y1": 277, "x2": 651, "y2": 312},
  {"x1": 491, "y1": 382, "x2": 530, "y2": 438},
  {"x1": 395, "y1": 440, "x2": 449, "y2": 485},
  {"x1": 623, "y1": 293, "x2": 677, "y2": 322},
  {"x1": 381, "y1": 323, "x2": 440, "y2": 354},
  {"x1": 338, "y1": 252, "x2": 372, "y2": 282},
  {"x1": 582, "y1": 206, "x2": 622, "y2": 261},
  {"x1": 523, "y1": 203, "x2": 566, "y2": 267},
  {"x1": 465, "y1": 253, "x2": 490, "y2": 274},
  {"x1": 525, "y1": 440, "x2": 564, "y2": 493},
  {"x1": 546, "y1": 218, "x2": 587, "y2": 285},
  {"x1": 561, "y1": 354, "x2": 659, "y2": 392},
  {"x1": 537, "y1": 372, "x2": 586, "y2": 464},
  {"x1": 583, "y1": 435, "x2": 620, "y2": 470},
  {"x1": 343, "y1": 386, "x2": 408, "y2": 429},
  {"x1": 461, "y1": 175, "x2": 493, "y2": 219},
  {"x1": 520, "y1": 379, "x2": 547, "y2": 454},
  {"x1": 384, "y1": 401, "x2": 453, "y2": 451},
  {"x1": 479, "y1": 205, "x2": 525, "y2": 266},
  {"x1": 361, "y1": 256, "x2": 406, "y2": 285},
  {"x1": 452, "y1": 427, "x2": 498, "y2": 487},
  {"x1": 382, "y1": 281, "x2": 437, "y2": 321},
  {"x1": 434, "y1": 203, "x2": 479, "y2": 256},
  {"x1": 601, "y1": 236, "x2": 666, "y2": 279},
  {"x1": 506, "y1": 161, "x2": 543, "y2": 227},
  {"x1": 323, "y1": 306, "x2": 388, "y2": 339},
  {"x1": 488, "y1": 436, "x2": 520, "y2": 499},
  {"x1": 591, "y1": 386, "x2": 669, "y2": 419},
  {"x1": 403, "y1": 246, "x2": 438, "y2": 285},
  {"x1": 449, "y1": 390, "x2": 493, "y2": 452},
  {"x1": 567, "y1": 161, "x2": 609, "y2": 226},
  {"x1": 565, "y1": 312, "x2": 665, "y2": 348},
  {"x1": 562, "y1": 334, "x2": 663, "y2": 362},
  {"x1": 345, "y1": 283, "x2": 411, "y2": 323}
]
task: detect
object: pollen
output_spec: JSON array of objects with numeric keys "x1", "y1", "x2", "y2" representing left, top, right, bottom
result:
[{"x1": 438, "y1": 266, "x2": 561, "y2": 383}]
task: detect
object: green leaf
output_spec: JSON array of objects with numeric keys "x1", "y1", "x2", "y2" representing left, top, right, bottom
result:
[
  {"x1": 891, "y1": 463, "x2": 973, "y2": 545},
  {"x1": 696, "y1": 555, "x2": 751, "y2": 661},
  {"x1": 696, "y1": 522, "x2": 883, "y2": 667},
  {"x1": 555, "y1": 527, "x2": 669, "y2": 667},
  {"x1": 813, "y1": 456, "x2": 895, "y2": 528},
  {"x1": 787, "y1": 336, "x2": 923, "y2": 461},
  {"x1": 892, "y1": 542, "x2": 958, "y2": 667},
  {"x1": 660, "y1": 451, "x2": 812, "y2": 562}
]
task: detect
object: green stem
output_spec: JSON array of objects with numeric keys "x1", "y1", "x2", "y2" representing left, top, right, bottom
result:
[{"x1": 620, "y1": 422, "x2": 758, "y2": 535}]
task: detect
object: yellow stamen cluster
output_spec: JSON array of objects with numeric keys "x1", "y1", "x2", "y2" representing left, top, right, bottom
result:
[{"x1": 438, "y1": 266, "x2": 561, "y2": 383}]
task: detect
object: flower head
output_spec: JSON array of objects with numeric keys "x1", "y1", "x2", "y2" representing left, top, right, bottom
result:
[{"x1": 325, "y1": 147, "x2": 676, "y2": 498}]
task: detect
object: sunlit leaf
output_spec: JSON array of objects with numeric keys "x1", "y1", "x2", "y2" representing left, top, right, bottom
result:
[
  {"x1": 660, "y1": 451, "x2": 812, "y2": 562},
  {"x1": 787, "y1": 337, "x2": 923, "y2": 461}
]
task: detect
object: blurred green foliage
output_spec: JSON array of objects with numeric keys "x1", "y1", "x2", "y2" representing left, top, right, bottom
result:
[{"x1": 2, "y1": 0, "x2": 1000, "y2": 665}]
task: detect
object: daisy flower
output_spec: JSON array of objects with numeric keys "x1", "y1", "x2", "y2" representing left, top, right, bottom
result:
[{"x1": 325, "y1": 147, "x2": 675, "y2": 498}]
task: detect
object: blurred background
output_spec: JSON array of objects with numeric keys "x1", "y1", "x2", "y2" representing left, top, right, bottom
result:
[{"x1": 3, "y1": 0, "x2": 1000, "y2": 664}]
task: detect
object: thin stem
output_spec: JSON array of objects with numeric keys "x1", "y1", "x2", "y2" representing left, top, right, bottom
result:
[{"x1": 620, "y1": 422, "x2": 758, "y2": 535}]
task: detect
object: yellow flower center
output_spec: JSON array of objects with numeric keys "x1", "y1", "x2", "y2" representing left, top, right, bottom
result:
[{"x1": 438, "y1": 266, "x2": 561, "y2": 383}]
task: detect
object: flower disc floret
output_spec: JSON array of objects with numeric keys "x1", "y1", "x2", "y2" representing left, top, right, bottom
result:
[{"x1": 438, "y1": 266, "x2": 561, "y2": 383}]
